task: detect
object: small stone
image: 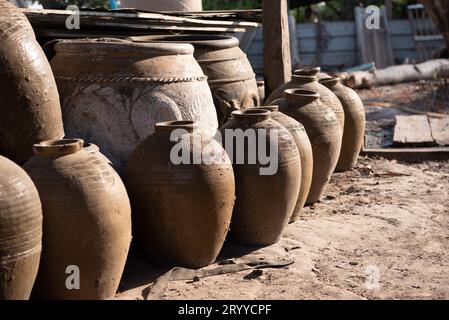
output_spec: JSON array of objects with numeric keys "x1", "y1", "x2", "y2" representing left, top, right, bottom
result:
[
  {"x1": 349, "y1": 261, "x2": 358, "y2": 266},
  {"x1": 326, "y1": 195, "x2": 336, "y2": 200}
]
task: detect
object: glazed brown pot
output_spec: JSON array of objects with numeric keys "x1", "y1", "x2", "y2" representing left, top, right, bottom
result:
[
  {"x1": 274, "y1": 90, "x2": 342, "y2": 204},
  {"x1": 265, "y1": 74, "x2": 345, "y2": 131},
  {"x1": 126, "y1": 121, "x2": 235, "y2": 268},
  {"x1": 50, "y1": 38, "x2": 218, "y2": 172},
  {"x1": 220, "y1": 109, "x2": 301, "y2": 245},
  {"x1": 254, "y1": 106, "x2": 313, "y2": 223},
  {"x1": 23, "y1": 139, "x2": 131, "y2": 300},
  {"x1": 0, "y1": 156, "x2": 42, "y2": 300},
  {"x1": 320, "y1": 77, "x2": 366, "y2": 172},
  {"x1": 0, "y1": 0, "x2": 64, "y2": 164},
  {"x1": 131, "y1": 35, "x2": 259, "y2": 125}
]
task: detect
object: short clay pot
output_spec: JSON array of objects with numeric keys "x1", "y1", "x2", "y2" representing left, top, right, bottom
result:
[
  {"x1": 126, "y1": 121, "x2": 235, "y2": 268},
  {"x1": 24, "y1": 139, "x2": 132, "y2": 300}
]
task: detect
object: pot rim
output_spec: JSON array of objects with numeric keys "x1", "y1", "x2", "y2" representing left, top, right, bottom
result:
[
  {"x1": 53, "y1": 38, "x2": 194, "y2": 56},
  {"x1": 129, "y1": 34, "x2": 239, "y2": 50},
  {"x1": 155, "y1": 120, "x2": 199, "y2": 133},
  {"x1": 284, "y1": 89, "x2": 320, "y2": 106},
  {"x1": 294, "y1": 67, "x2": 321, "y2": 76},
  {"x1": 319, "y1": 77, "x2": 341, "y2": 88},
  {"x1": 252, "y1": 106, "x2": 279, "y2": 112},
  {"x1": 33, "y1": 139, "x2": 84, "y2": 157},
  {"x1": 231, "y1": 108, "x2": 271, "y2": 120}
]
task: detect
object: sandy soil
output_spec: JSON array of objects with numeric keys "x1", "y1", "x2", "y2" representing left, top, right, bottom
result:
[{"x1": 117, "y1": 157, "x2": 449, "y2": 300}]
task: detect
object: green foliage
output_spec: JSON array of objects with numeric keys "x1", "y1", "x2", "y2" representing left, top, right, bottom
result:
[{"x1": 202, "y1": 0, "x2": 261, "y2": 10}]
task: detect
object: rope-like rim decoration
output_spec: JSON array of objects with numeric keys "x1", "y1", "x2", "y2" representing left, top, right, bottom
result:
[
  {"x1": 207, "y1": 74, "x2": 256, "y2": 85},
  {"x1": 196, "y1": 54, "x2": 249, "y2": 64},
  {"x1": 55, "y1": 75, "x2": 208, "y2": 83}
]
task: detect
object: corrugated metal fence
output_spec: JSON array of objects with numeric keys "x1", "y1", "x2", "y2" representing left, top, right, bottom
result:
[{"x1": 247, "y1": 20, "x2": 444, "y2": 75}]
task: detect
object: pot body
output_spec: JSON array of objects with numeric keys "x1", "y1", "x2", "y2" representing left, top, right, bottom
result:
[
  {"x1": 0, "y1": 156, "x2": 42, "y2": 300},
  {"x1": 266, "y1": 79, "x2": 345, "y2": 131},
  {"x1": 324, "y1": 82, "x2": 366, "y2": 172},
  {"x1": 131, "y1": 35, "x2": 259, "y2": 125},
  {"x1": 276, "y1": 97, "x2": 342, "y2": 204},
  {"x1": 23, "y1": 139, "x2": 131, "y2": 300},
  {"x1": 126, "y1": 123, "x2": 235, "y2": 268},
  {"x1": 0, "y1": 0, "x2": 64, "y2": 164},
  {"x1": 220, "y1": 112, "x2": 301, "y2": 245},
  {"x1": 269, "y1": 111, "x2": 313, "y2": 222},
  {"x1": 50, "y1": 39, "x2": 218, "y2": 172}
]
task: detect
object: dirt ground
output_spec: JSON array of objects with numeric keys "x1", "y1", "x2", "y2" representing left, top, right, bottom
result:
[
  {"x1": 116, "y1": 83, "x2": 449, "y2": 300},
  {"x1": 116, "y1": 156, "x2": 449, "y2": 300}
]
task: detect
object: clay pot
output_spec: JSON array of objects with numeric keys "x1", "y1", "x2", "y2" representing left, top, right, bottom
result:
[
  {"x1": 50, "y1": 38, "x2": 218, "y2": 172},
  {"x1": 254, "y1": 106, "x2": 313, "y2": 223},
  {"x1": 23, "y1": 139, "x2": 131, "y2": 300},
  {"x1": 294, "y1": 66, "x2": 330, "y2": 79},
  {"x1": 131, "y1": 35, "x2": 259, "y2": 125},
  {"x1": 126, "y1": 121, "x2": 235, "y2": 268},
  {"x1": 0, "y1": 0, "x2": 64, "y2": 164},
  {"x1": 265, "y1": 74, "x2": 345, "y2": 131},
  {"x1": 0, "y1": 156, "x2": 42, "y2": 300},
  {"x1": 320, "y1": 77, "x2": 366, "y2": 172},
  {"x1": 220, "y1": 109, "x2": 301, "y2": 245},
  {"x1": 274, "y1": 90, "x2": 342, "y2": 204}
]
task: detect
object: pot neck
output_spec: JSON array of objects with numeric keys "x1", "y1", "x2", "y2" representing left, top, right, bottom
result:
[
  {"x1": 284, "y1": 89, "x2": 320, "y2": 107},
  {"x1": 154, "y1": 121, "x2": 198, "y2": 134},
  {"x1": 319, "y1": 77, "x2": 341, "y2": 89},
  {"x1": 291, "y1": 75, "x2": 318, "y2": 85},
  {"x1": 251, "y1": 106, "x2": 279, "y2": 113},
  {"x1": 33, "y1": 139, "x2": 84, "y2": 157},
  {"x1": 231, "y1": 109, "x2": 271, "y2": 122},
  {"x1": 293, "y1": 67, "x2": 321, "y2": 77}
]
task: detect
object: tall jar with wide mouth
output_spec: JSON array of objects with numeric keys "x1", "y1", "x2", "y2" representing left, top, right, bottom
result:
[
  {"x1": 320, "y1": 77, "x2": 366, "y2": 172},
  {"x1": 126, "y1": 121, "x2": 235, "y2": 268},
  {"x1": 50, "y1": 38, "x2": 218, "y2": 172},
  {"x1": 274, "y1": 89, "x2": 342, "y2": 204},
  {"x1": 23, "y1": 139, "x2": 132, "y2": 300},
  {"x1": 265, "y1": 73, "x2": 345, "y2": 132},
  {"x1": 131, "y1": 35, "x2": 259, "y2": 125},
  {"x1": 219, "y1": 109, "x2": 301, "y2": 245}
]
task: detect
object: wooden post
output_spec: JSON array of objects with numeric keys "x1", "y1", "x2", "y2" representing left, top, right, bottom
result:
[{"x1": 263, "y1": 0, "x2": 292, "y2": 97}]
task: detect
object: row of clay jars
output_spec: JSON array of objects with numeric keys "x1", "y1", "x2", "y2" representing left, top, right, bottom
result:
[
  {"x1": 288, "y1": 67, "x2": 366, "y2": 172},
  {"x1": 319, "y1": 77, "x2": 366, "y2": 172},
  {"x1": 252, "y1": 106, "x2": 313, "y2": 223},
  {"x1": 220, "y1": 109, "x2": 302, "y2": 245},
  {"x1": 131, "y1": 35, "x2": 260, "y2": 125},
  {"x1": 21, "y1": 139, "x2": 132, "y2": 300},
  {"x1": 0, "y1": 156, "x2": 42, "y2": 300},
  {"x1": 126, "y1": 121, "x2": 235, "y2": 268},
  {"x1": 0, "y1": 0, "x2": 64, "y2": 164},
  {"x1": 272, "y1": 90, "x2": 342, "y2": 204}
]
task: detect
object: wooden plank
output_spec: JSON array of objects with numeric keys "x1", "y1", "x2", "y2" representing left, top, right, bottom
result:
[
  {"x1": 429, "y1": 117, "x2": 449, "y2": 146},
  {"x1": 393, "y1": 115, "x2": 434, "y2": 145},
  {"x1": 361, "y1": 147, "x2": 449, "y2": 162},
  {"x1": 262, "y1": 0, "x2": 291, "y2": 96}
]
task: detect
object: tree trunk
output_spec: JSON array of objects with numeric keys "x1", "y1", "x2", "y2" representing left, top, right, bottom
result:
[{"x1": 420, "y1": 0, "x2": 449, "y2": 51}]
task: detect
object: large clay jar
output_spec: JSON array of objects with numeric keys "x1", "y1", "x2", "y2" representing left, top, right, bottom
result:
[
  {"x1": 126, "y1": 121, "x2": 235, "y2": 268},
  {"x1": 265, "y1": 74, "x2": 345, "y2": 131},
  {"x1": 23, "y1": 139, "x2": 131, "y2": 300},
  {"x1": 131, "y1": 35, "x2": 259, "y2": 125},
  {"x1": 50, "y1": 38, "x2": 218, "y2": 172},
  {"x1": 274, "y1": 90, "x2": 342, "y2": 204},
  {"x1": 320, "y1": 77, "x2": 366, "y2": 172},
  {"x1": 254, "y1": 106, "x2": 313, "y2": 223},
  {"x1": 0, "y1": 0, "x2": 64, "y2": 164},
  {"x1": 220, "y1": 109, "x2": 301, "y2": 245},
  {"x1": 0, "y1": 156, "x2": 42, "y2": 300}
]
